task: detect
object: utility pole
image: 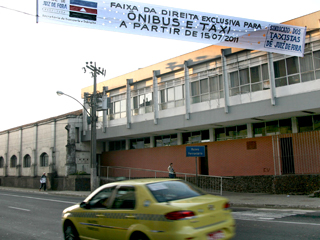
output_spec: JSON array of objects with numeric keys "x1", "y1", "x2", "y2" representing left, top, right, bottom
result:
[{"x1": 83, "y1": 62, "x2": 106, "y2": 191}]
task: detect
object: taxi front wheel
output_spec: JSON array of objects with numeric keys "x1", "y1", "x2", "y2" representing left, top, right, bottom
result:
[{"x1": 64, "y1": 224, "x2": 80, "y2": 240}]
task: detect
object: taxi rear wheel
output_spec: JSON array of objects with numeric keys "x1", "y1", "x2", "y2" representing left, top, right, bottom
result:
[
  {"x1": 130, "y1": 232, "x2": 149, "y2": 240},
  {"x1": 64, "y1": 224, "x2": 79, "y2": 240}
]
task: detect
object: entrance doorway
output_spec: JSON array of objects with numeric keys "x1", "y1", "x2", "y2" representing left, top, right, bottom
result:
[
  {"x1": 280, "y1": 137, "x2": 295, "y2": 174},
  {"x1": 200, "y1": 146, "x2": 208, "y2": 175}
]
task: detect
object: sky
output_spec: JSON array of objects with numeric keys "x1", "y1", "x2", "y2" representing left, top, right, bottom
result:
[{"x1": 0, "y1": 0, "x2": 319, "y2": 132}]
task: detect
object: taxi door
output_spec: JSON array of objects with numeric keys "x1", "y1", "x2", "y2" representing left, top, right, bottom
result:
[
  {"x1": 104, "y1": 185, "x2": 137, "y2": 240},
  {"x1": 78, "y1": 186, "x2": 116, "y2": 240}
]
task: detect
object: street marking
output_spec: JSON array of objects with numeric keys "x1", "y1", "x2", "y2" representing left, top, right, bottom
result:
[
  {"x1": 233, "y1": 209, "x2": 320, "y2": 226},
  {"x1": 257, "y1": 208, "x2": 316, "y2": 213},
  {"x1": 236, "y1": 218, "x2": 320, "y2": 226},
  {"x1": 0, "y1": 193, "x2": 77, "y2": 204},
  {"x1": 8, "y1": 206, "x2": 30, "y2": 212}
]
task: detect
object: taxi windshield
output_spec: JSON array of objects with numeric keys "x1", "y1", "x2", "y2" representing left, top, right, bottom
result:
[{"x1": 146, "y1": 180, "x2": 206, "y2": 202}]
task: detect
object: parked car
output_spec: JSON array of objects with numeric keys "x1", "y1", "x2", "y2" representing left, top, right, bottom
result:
[{"x1": 62, "y1": 178, "x2": 235, "y2": 240}]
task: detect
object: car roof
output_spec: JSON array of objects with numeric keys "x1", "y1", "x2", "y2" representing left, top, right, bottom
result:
[{"x1": 105, "y1": 178, "x2": 180, "y2": 186}]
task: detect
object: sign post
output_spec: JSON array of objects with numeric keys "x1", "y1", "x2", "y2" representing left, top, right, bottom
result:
[{"x1": 186, "y1": 146, "x2": 205, "y2": 186}]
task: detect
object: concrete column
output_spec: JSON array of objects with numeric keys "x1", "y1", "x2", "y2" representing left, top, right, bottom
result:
[
  {"x1": 104, "y1": 141, "x2": 109, "y2": 152},
  {"x1": 267, "y1": 52, "x2": 276, "y2": 106},
  {"x1": 210, "y1": 128, "x2": 215, "y2": 142},
  {"x1": 177, "y1": 132, "x2": 183, "y2": 145},
  {"x1": 291, "y1": 117, "x2": 298, "y2": 133},
  {"x1": 19, "y1": 128, "x2": 22, "y2": 167},
  {"x1": 4, "y1": 153, "x2": 8, "y2": 177},
  {"x1": 150, "y1": 136, "x2": 155, "y2": 148},
  {"x1": 153, "y1": 70, "x2": 160, "y2": 125},
  {"x1": 33, "y1": 124, "x2": 38, "y2": 177},
  {"x1": 51, "y1": 120, "x2": 57, "y2": 171},
  {"x1": 221, "y1": 49, "x2": 231, "y2": 114},
  {"x1": 126, "y1": 79, "x2": 133, "y2": 129},
  {"x1": 184, "y1": 61, "x2": 190, "y2": 120},
  {"x1": 102, "y1": 86, "x2": 108, "y2": 133},
  {"x1": 6, "y1": 131, "x2": 9, "y2": 170},
  {"x1": 126, "y1": 139, "x2": 130, "y2": 150},
  {"x1": 247, "y1": 123, "x2": 254, "y2": 138}
]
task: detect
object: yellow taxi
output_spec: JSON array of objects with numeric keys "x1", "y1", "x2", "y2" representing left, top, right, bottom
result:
[{"x1": 62, "y1": 178, "x2": 235, "y2": 240}]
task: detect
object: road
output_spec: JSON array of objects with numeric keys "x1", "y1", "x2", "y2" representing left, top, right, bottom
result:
[
  {"x1": 0, "y1": 189, "x2": 83, "y2": 240},
  {"x1": 233, "y1": 207, "x2": 320, "y2": 240},
  {"x1": 0, "y1": 189, "x2": 319, "y2": 240}
]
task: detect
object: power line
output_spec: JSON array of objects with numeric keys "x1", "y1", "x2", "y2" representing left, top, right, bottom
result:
[{"x1": 0, "y1": 5, "x2": 35, "y2": 17}]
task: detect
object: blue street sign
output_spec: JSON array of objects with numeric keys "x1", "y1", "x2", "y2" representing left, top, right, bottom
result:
[{"x1": 186, "y1": 146, "x2": 205, "y2": 157}]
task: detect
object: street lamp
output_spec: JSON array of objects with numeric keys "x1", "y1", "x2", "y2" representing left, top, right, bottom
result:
[
  {"x1": 56, "y1": 91, "x2": 92, "y2": 117},
  {"x1": 57, "y1": 62, "x2": 105, "y2": 192}
]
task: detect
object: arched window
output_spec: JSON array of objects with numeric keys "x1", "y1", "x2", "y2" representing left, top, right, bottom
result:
[
  {"x1": 0, "y1": 157, "x2": 4, "y2": 168},
  {"x1": 10, "y1": 155, "x2": 17, "y2": 168},
  {"x1": 40, "y1": 153, "x2": 48, "y2": 167},
  {"x1": 23, "y1": 155, "x2": 31, "y2": 168}
]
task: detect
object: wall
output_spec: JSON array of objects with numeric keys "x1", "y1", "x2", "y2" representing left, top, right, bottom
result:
[
  {"x1": 55, "y1": 119, "x2": 69, "y2": 176},
  {"x1": 101, "y1": 136, "x2": 274, "y2": 177},
  {"x1": 21, "y1": 127, "x2": 34, "y2": 176},
  {"x1": 208, "y1": 137, "x2": 274, "y2": 176}
]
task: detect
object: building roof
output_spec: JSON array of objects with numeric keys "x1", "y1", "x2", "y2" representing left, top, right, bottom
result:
[{"x1": 0, "y1": 109, "x2": 83, "y2": 134}]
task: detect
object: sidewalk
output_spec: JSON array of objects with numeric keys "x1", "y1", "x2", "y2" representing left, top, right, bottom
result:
[
  {"x1": 222, "y1": 191, "x2": 320, "y2": 210},
  {"x1": 0, "y1": 186, "x2": 319, "y2": 210}
]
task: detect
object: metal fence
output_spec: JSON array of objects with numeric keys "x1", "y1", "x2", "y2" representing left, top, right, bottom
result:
[
  {"x1": 100, "y1": 166, "x2": 231, "y2": 195},
  {"x1": 272, "y1": 131, "x2": 320, "y2": 175}
]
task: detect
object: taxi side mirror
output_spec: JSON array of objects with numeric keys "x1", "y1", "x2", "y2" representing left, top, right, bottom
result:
[{"x1": 80, "y1": 202, "x2": 90, "y2": 209}]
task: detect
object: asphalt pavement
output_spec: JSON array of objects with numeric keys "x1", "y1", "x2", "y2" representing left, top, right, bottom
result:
[{"x1": 0, "y1": 186, "x2": 319, "y2": 210}]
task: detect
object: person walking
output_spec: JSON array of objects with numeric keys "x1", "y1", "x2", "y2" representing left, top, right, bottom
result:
[
  {"x1": 39, "y1": 172, "x2": 47, "y2": 191},
  {"x1": 168, "y1": 163, "x2": 175, "y2": 178}
]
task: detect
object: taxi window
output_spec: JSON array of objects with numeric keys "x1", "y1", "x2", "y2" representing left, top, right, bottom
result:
[
  {"x1": 147, "y1": 181, "x2": 206, "y2": 202},
  {"x1": 88, "y1": 186, "x2": 116, "y2": 208},
  {"x1": 111, "y1": 186, "x2": 136, "y2": 209}
]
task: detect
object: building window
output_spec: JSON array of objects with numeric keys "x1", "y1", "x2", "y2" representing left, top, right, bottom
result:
[
  {"x1": 190, "y1": 68, "x2": 224, "y2": 104},
  {"x1": 109, "y1": 140, "x2": 126, "y2": 151},
  {"x1": 10, "y1": 155, "x2": 17, "y2": 168},
  {"x1": 182, "y1": 130, "x2": 210, "y2": 144},
  {"x1": 155, "y1": 134, "x2": 178, "y2": 147},
  {"x1": 131, "y1": 87, "x2": 153, "y2": 116},
  {"x1": 75, "y1": 127, "x2": 80, "y2": 143},
  {"x1": 215, "y1": 125, "x2": 247, "y2": 141},
  {"x1": 297, "y1": 114, "x2": 320, "y2": 132},
  {"x1": 0, "y1": 157, "x2": 4, "y2": 168},
  {"x1": 130, "y1": 138, "x2": 150, "y2": 149},
  {"x1": 40, "y1": 153, "x2": 49, "y2": 167},
  {"x1": 228, "y1": 61, "x2": 269, "y2": 96},
  {"x1": 300, "y1": 53, "x2": 315, "y2": 82},
  {"x1": 23, "y1": 155, "x2": 31, "y2": 168},
  {"x1": 209, "y1": 74, "x2": 224, "y2": 99},
  {"x1": 109, "y1": 93, "x2": 126, "y2": 120},
  {"x1": 158, "y1": 78, "x2": 184, "y2": 110},
  {"x1": 274, "y1": 47, "x2": 320, "y2": 88},
  {"x1": 253, "y1": 119, "x2": 292, "y2": 137},
  {"x1": 314, "y1": 50, "x2": 320, "y2": 79}
]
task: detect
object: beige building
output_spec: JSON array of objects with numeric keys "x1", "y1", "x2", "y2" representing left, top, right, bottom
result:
[{"x1": 0, "y1": 110, "x2": 93, "y2": 189}]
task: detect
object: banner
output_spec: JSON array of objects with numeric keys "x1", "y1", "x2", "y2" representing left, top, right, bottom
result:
[{"x1": 37, "y1": 0, "x2": 306, "y2": 57}]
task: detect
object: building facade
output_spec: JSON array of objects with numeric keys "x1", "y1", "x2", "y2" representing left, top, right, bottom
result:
[
  {"x1": 80, "y1": 12, "x2": 320, "y2": 183},
  {"x1": 0, "y1": 110, "x2": 93, "y2": 189}
]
